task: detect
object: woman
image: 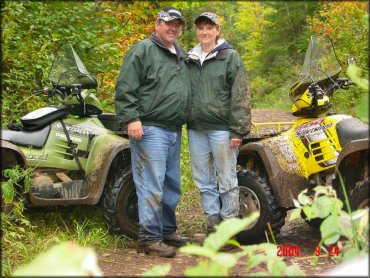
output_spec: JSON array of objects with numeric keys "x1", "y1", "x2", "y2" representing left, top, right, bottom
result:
[{"x1": 186, "y1": 12, "x2": 251, "y2": 238}]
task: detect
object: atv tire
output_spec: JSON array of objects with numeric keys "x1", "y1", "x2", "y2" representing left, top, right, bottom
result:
[
  {"x1": 237, "y1": 169, "x2": 286, "y2": 244},
  {"x1": 102, "y1": 169, "x2": 139, "y2": 239},
  {"x1": 348, "y1": 181, "x2": 369, "y2": 210},
  {"x1": 302, "y1": 180, "x2": 369, "y2": 230}
]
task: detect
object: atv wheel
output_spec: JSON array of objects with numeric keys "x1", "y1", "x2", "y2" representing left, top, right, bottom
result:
[
  {"x1": 237, "y1": 170, "x2": 287, "y2": 244},
  {"x1": 348, "y1": 182, "x2": 369, "y2": 210},
  {"x1": 302, "y1": 180, "x2": 369, "y2": 230},
  {"x1": 102, "y1": 170, "x2": 139, "y2": 238}
]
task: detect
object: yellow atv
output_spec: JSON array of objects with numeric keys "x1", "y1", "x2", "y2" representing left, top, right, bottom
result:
[{"x1": 237, "y1": 35, "x2": 369, "y2": 244}]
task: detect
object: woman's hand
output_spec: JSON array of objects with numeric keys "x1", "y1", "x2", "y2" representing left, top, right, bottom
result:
[{"x1": 230, "y1": 138, "x2": 242, "y2": 148}]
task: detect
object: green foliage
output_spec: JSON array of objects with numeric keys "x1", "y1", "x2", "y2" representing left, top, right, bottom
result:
[
  {"x1": 1, "y1": 206, "x2": 36, "y2": 276},
  {"x1": 290, "y1": 185, "x2": 369, "y2": 263},
  {"x1": 142, "y1": 263, "x2": 172, "y2": 277},
  {"x1": 2, "y1": 1, "x2": 367, "y2": 122},
  {"x1": 180, "y1": 126, "x2": 197, "y2": 192},
  {"x1": 1, "y1": 166, "x2": 35, "y2": 276},
  {"x1": 12, "y1": 242, "x2": 102, "y2": 276},
  {"x1": 346, "y1": 64, "x2": 369, "y2": 123},
  {"x1": 242, "y1": 243, "x2": 304, "y2": 276},
  {"x1": 1, "y1": 1, "x2": 129, "y2": 124},
  {"x1": 1, "y1": 204, "x2": 130, "y2": 276},
  {"x1": 1, "y1": 165, "x2": 32, "y2": 203}
]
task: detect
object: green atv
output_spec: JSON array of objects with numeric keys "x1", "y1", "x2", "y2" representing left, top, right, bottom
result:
[{"x1": 1, "y1": 43, "x2": 139, "y2": 238}]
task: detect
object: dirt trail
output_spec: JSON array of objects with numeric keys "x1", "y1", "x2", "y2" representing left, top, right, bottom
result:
[
  {"x1": 97, "y1": 109, "x2": 337, "y2": 276},
  {"x1": 97, "y1": 212, "x2": 336, "y2": 276}
]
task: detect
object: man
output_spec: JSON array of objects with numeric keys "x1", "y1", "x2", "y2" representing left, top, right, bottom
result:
[{"x1": 115, "y1": 7, "x2": 191, "y2": 258}]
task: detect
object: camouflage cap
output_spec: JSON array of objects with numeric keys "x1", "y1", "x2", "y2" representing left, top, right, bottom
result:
[
  {"x1": 194, "y1": 12, "x2": 219, "y2": 25},
  {"x1": 157, "y1": 7, "x2": 185, "y2": 25}
]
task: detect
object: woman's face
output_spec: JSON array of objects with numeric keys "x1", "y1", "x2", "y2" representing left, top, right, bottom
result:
[{"x1": 196, "y1": 22, "x2": 220, "y2": 46}]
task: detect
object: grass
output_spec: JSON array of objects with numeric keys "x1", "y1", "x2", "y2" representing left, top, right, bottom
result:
[{"x1": 1, "y1": 205, "x2": 132, "y2": 276}]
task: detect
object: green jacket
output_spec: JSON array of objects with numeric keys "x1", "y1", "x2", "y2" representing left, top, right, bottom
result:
[
  {"x1": 186, "y1": 39, "x2": 251, "y2": 138},
  {"x1": 115, "y1": 33, "x2": 191, "y2": 131}
]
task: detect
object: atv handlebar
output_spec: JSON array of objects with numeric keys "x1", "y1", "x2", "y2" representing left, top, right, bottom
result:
[
  {"x1": 336, "y1": 78, "x2": 356, "y2": 89},
  {"x1": 32, "y1": 88, "x2": 52, "y2": 96}
]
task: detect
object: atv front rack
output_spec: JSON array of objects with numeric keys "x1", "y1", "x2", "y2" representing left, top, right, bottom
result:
[{"x1": 246, "y1": 121, "x2": 295, "y2": 139}]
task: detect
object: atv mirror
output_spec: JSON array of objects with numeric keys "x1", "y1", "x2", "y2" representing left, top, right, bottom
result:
[
  {"x1": 346, "y1": 56, "x2": 356, "y2": 66},
  {"x1": 34, "y1": 68, "x2": 44, "y2": 89}
]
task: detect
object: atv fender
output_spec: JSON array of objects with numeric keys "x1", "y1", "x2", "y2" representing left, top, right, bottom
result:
[
  {"x1": 239, "y1": 141, "x2": 307, "y2": 207},
  {"x1": 336, "y1": 138, "x2": 369, "y2": 169},
  {"x1": 335, "y1": 138, "x2": 369, "y2": 188},
  {"x1": 1, "y1": 140, "x2": 27, "y2": 170},
  {"x1": 28, "y1": 135, "x2": 130, "y2": 206},
  {"x1": 83, "y1": 134, "x2": 130, "y2": 204}
]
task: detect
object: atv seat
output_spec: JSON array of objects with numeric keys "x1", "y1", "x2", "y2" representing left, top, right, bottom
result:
[
  {"x1": 96, "y1": 113, "x2": 128, "y2": 136},
  {"x1": 1, "y1": 125, "x2": 51, "y2": 148},
  {"x1": 336, "y1": 118, "x2": 369, "y2": 147}
]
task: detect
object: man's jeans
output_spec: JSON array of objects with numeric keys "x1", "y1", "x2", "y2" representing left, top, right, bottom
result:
[
  {"x1": 188, "y1": 129, "x2": 239, "y2": 222},
  {"x1": 130, "y1": 126, "x2": 181, "y2": 244}
]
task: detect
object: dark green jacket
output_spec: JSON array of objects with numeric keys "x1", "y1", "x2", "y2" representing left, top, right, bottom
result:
[
  {"x1": 186, "y1": 40, "x2": 251, "y2": 138},
  {"x1": 115, "y1": 33, "x2": 191, "y2": 131}
]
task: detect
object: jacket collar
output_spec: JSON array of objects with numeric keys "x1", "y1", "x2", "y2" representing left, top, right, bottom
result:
[
  {"x1": 149, "y1": 32, "x2": 187, "y2": 58},
  {"x1": 188, "y1": 39, "x2": 231, "y2": 61}
]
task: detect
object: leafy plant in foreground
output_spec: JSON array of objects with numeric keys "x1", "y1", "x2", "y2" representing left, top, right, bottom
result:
[
  {"x1": 290, "y1": 185, "x2": 369, "y2": 263},
  {"x1": 143, "y1": 213, "x2": 304, "y2": 276},
  {"x1": 1, "y1": 166, "x2": 34, "y2": 276}
]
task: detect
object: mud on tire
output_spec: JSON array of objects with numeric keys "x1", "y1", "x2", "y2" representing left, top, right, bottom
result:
[
  {"x1": 102, "y1": 169, "x2": 139, "y2": 239},
  {"x1": 237, "y1": 169, "x2": 286, "y2": 244}
]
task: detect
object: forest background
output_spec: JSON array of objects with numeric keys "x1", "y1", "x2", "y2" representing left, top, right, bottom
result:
[
  {"x1": 1, "y1": 0, "x2": 369, "y2": 276},
  {"x1": 1, "y1": 0, "x2": 369, "y2": 124}
]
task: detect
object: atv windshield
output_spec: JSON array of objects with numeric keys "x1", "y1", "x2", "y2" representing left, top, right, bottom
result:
[
  {"x1": 299, "y1": 35, "x2": 342, "y2": 82},
  {"x1": 290, "y1": 35, "x2": 342, "y2": 101},
  {"x1": 48, "y1": 43, "x2": 97, "y2": 89}
]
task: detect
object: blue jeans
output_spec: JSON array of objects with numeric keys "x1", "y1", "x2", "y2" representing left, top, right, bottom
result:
[
  {"x1": 188, "y1": 129, "x2": 239, "y2": 224},
  {"x1": 130, "y1": 126, "x2": 181, "y2": 244}
]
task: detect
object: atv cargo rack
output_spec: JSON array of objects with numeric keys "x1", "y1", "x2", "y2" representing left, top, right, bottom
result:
[{"x1": 246, "y1": 121, "x2": 295, "y2": 139}]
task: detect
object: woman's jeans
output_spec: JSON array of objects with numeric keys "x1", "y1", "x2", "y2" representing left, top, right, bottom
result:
[
  {"x1": 188, "y1": 129, "x2": 239, "y2": 226},
  {"x1": 130, "y1": 126, "x2": 181, "y2": 244}
]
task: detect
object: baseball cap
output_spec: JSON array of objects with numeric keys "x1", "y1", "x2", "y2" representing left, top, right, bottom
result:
[
  {"x1": 157, "y1": 7, "x2": 185, "y2": 25},
  {"x1": 194, "y1": 12, "x2": 219, "y2": 25}
]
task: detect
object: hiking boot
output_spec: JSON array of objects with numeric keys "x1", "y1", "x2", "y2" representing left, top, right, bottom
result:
[
  {"x1": 137, "y1": 241, "x2": 176, "y2": 258},
  {"x1": 206, "y1": 226, "x2": 216, "y2": 236},
  {"x1": 206, "y1": 214, "x2": 222, "y2": 236},
  {"x1": 163, "y1": 234, "x2": 191, "y2": 247}
]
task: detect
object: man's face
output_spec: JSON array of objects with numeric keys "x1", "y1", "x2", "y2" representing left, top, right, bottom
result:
[{"x1": 155, "y1": 19, "x2": 182, "y2": 48}]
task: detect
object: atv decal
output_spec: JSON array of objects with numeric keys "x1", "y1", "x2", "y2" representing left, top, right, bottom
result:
[
  {"x1": 295, "y1": 119, "x2": 333, "y2": 139},
  {"x1": 55, "y1": 132, "x2": 82, "y2": 143},
  {"x1": 276, "y1": 139, "x2": 300, "y2": 171},
  {"x1": 53, "y1": 123, "x2": 93, "y2": 136},
  {"x1": 26, "y1": 153, "x2": 48, "y2": 161}
]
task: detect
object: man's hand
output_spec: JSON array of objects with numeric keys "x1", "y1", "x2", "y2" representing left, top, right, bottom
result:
[
  {"x1": 127, "y1": 121, "x2": 143, "y2": 140},
  {"x1": 230, "y1": 138, "x2": 242, "y2": 148}
]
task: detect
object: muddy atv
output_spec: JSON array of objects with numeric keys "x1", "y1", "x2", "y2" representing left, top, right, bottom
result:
[
  {"x1": 1, "y1": 43, "x2": 139, "y2": 238},
  {"x1": 235, "y1": 35, "x2": 369, "y2": 244}
]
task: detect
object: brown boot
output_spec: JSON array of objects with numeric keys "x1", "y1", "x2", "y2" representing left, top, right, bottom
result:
[
  {"x1": 163, "y1": 234, "x2": 191, "y2": 247},
  {"x1": 206, "y1": 214, "x2": 222, "y2": 236},
  {"x1": 137, "y1": 241, "x2": 176, "y2": 258}
]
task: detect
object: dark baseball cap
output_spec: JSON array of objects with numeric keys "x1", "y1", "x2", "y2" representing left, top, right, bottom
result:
[
  {"x1": 157, "y1": 7, "x2": 185, "y2": 25},
  {"x1": 194, "y1": 12, "x2": 219, "y2": 25}
]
